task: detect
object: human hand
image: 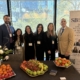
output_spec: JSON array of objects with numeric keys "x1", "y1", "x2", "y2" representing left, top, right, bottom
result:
[
  {"x1": 48, "y1": 50, "x2": 51, "y2": 54},
  {"x1": 65, "y1": 52, "x2": 69, "y2": 56}
]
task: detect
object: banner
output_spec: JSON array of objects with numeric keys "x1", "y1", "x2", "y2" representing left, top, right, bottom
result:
[{"x1": 70, "y1": 11, "x2": 80, "y2": 73}]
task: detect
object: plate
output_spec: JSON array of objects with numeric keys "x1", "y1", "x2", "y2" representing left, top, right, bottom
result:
[
  {"x1": 53, "y1": 61, "x2": 72, "y2": 68},
  {"x1": 20, "y1": 66, "x2": 48, "y2": 77},
  {"x1": 0, "y1": 64, "x2": 16, "y2": 80},
  {"x1": 3, "y1": 71, "x2": 16, "y2": 80}
]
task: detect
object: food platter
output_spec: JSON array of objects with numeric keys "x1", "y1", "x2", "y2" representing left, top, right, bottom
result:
[
  {"x1": 20, "y1": 60, "x2": 48, "y2": 77},
  {"x1": 53, "y1": 57, "x2": 72, "y2": 68},
  {"x1": 53, "y1": 61, "x2": 72, "y2": 68},
  {"x1": 0, "y1": 64, "x2": 16, "y2": 80},
  {"x1": 20, "y1": 66, "x2": 48, "y2": 77}
]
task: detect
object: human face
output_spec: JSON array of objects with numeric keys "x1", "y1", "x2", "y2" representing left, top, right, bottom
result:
[
  {"x1": 38, "y1": 25, "x2": 42, "y2": 33},
  {"x1": 17, "y1": 30, "x2": 21, "y2": 36},
  {"x1": 48, "y1": 24, "x2": 54, "y2": 31},
  {"x1": 3, "y1": 16, "x2": 10, "y2": 24},
  {"x1": 26, "y1": 27, "x2": 31, "y2": 34},
  {"x1": 61, "y1": 19, "x2": 66, "y2": 28}
]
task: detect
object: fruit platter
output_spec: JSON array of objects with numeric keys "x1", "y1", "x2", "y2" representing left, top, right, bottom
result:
[
  {"x1": 20, "y1": 60, "x2": 48, "y2": 77},
  {"x1": 0, "y1": 64, "x2": 16, "y2": 80},
  {"x1": 53, "y1": 57, "x2": 72, "y2": 68}
]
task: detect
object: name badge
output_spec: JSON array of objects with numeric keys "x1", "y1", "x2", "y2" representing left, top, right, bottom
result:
[
  {"x1": 55, "y1": 52, "x2": 59, "y2": 58},
  {"x1": 9, "y1": 34, "x2": 12, "y2": 37},
  {"x1": 37, "y1": 41, "x2": 41, "y2": 44},
  {"x1": 22, "y1": 43, "x2": 24, "y2": 47},
  {"x1": 28, "y1": 43, "x2": 33, "y2": 46},
  {"x1": 17, "y1": 46, "x2": 21, "y2": 49},
  {"x1": 52, "y1": 40, "x2": 54, "y2": 44}
]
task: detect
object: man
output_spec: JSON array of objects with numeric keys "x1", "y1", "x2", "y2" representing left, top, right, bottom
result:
[
  {"x1": 0, "y1": 15, "x2": 15, "y2": 49},
  {"x1": 58, "y1": 18, "x2": 74, "y2": 59}
]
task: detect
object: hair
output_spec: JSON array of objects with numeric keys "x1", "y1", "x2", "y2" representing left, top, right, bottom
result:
[
  {"x1": 25, "y1": 25, "x2": 33, "y2": 34},
  {"x1": 61, "y1": 18, "x2": 66, "y2": 22},
  {"x1": 47, "y1": 23, "x2": 55, "y2": 37},
  {"x1": 14, "y1": 28, "x2": 23, "y2": 43},
  {"x1": 36, "y1": 24, "x2": 44, "y2": 34},
  {"x1": 3, "y1": 15, "x2": 10, "y2": 18}
]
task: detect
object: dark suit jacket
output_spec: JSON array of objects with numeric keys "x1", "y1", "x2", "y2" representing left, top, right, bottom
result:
[{"x1": 0, "y1": 24, "x2": 15, "y2": 49}]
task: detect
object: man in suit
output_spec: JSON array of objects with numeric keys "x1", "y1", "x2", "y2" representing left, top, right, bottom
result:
[
  {"x1": 58, "y1": 18, "x2": 74, "y2": 59},
  {"x1": 0, "y1": 15, "x2": 15, "y2": 49}
]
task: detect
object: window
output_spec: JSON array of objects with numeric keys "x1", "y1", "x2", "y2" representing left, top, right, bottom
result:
[
  {"x1": 0, "y1": 0, "x2": 8, "y2": 24},
  {"x1": 56, "y1": 0, "x2": 80, "y2": 31},
  {"x1": 11, "y1": 0, "x2": 54, "y2": 33}
]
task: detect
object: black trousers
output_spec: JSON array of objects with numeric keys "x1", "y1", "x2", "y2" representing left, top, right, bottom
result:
[
  {"x1": 59, "y1": 53, "x2": 70, "y2": 60},
  {"x1": 36, "y1": 47, "x2": 44, "y2": 61},
  {"x1": 36, "y1": 53, "x2": 44, "y2": 61},
  {"x1": 46, "y1": 51, "x2": 55, "y2": 61}
]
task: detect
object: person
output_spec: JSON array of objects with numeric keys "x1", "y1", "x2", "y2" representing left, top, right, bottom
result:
[
  {"x1": 0, "y1": 15, "x2": 15, "y2": 49},
  {"x1": 58, "y1": 18, "x2": 74, "y2": 59},
  {"x1": 14, "y1": 28, "x2": 23, "y2": 54},
  {"x1": 72, "y1": 47, "x2": 78, "y2": 53},
  {"x1": 45, "y1": 23, "x2": 58, "y2": 61},
  {"x1": 34, "y1": 24, "x2": 45, "y2": 60},
  {"x1": 23, "y1": 25, "x2": 35, "y2": 61},
  {"x1": 76, "y1": 39, "x2": 80, "y2": 46}
]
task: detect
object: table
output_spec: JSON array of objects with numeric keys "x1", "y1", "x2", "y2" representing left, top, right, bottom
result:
[{"x1": 2, "y1": 54, "x2": 80, "y2": 80}]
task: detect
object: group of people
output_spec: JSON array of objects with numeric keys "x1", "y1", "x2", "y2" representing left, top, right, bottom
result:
[{"x1": 0, "y1": 15, "x2": 74, "y2": 61}]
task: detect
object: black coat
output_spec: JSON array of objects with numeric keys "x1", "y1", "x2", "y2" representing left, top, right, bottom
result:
[
  {"x1": 34, "y1": 32, "x2": 45, "y2": 60},
  {"x1": 24, "y1": 33, "x2": 35, "y2": 60},
  {"x1": 44, "y1": 32, "x2": 58, "y2": 52}
]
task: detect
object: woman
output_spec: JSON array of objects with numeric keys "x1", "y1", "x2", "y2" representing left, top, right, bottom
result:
[
  {"x1": 34, "y1": 24, "x2": 44, "y2": 60},
  {"x1": 45, "y1": 23, "x2": 58, "y2": 60},
  {"x1": 24, "y1": 25, "x2": 35, "y2": 60},
  {"x1": 14, "y1": 28, "x2": 23, "y2": 54}
]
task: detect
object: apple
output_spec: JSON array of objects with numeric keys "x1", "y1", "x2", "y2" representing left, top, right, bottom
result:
[
  {"x1": 29, "y1": 70, "x2": 33, "y2": 75},
  {"x1": 8, "y1": 73, "x2": 12, "y2": 77},
  {"x1": 1, "y1": 74, "x2": 5, "y2": 78},
  {"x1": 43, "y1": 66, "x2": 48, "y2": 71},
  {"x1": 38, "y1": 65, "x2": 42, "y2": 68},
  {"x1": 68, "y1": 61, "x2": 71, "y2": 65},
  {"x1": 37, "y1": 71, "x2": 41, "y2": 75},
  {"x1": 43, "y1": 67, "x2": 47, "y2": 71},
  {"x1": 26, "y1": 69, "x2": 33, "y2": 75},
  {"x1": 26, "y1": 69, "x2": 30, "y2": 73},
  {"x1": 65, "y1": 63, "x2": 69, "y2": 68},
  {"x1": 23, "y1": 61, "x2": 27, "y2": 63},
  {"x1": 24, "y1": 67, "x2": 27, "y2": 71},
  {"x1": 58, "y1": 60, "x2": 62, "y2": 63},
  {"x1": 40, "y1": 71, "x2": 44, "y2": 75},
  {"x1": 32, "y1": 71, "x2": 37, "y2": 76},
  {"x1": 63, "y1": 58, "x2": 66, "y2": 60},
  {"x1": 44, "y1": 65, "x2": 48, "y2": 68},
  {"x1": 55, "y1": 58, "x2": 58, "y2": 60},
  {"x1": 4, "y1": 74, "x2": 9, "y2": 78}
]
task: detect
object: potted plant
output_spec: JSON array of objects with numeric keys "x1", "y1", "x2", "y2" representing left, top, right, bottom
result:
[{"x1": 0, "y1": 45, "x2": 13, "y2": 64}]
